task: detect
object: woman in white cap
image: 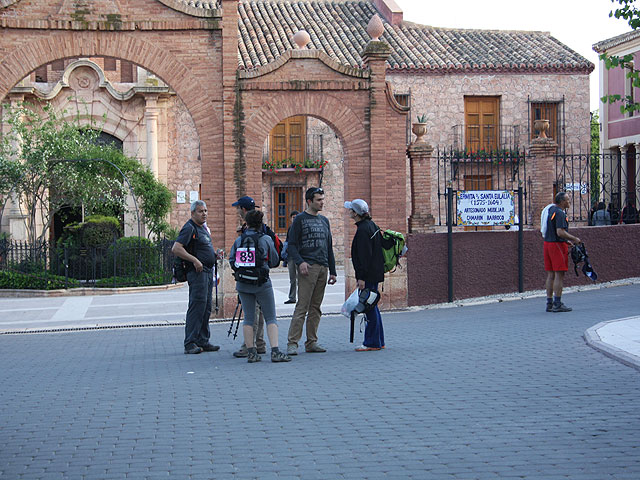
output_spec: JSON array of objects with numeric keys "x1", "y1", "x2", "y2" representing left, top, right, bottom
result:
[{"x1": 344, "y1": 199, "x2": 385, "y2": 351}]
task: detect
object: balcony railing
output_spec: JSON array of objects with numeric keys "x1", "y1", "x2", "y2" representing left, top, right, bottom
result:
[
  {"x1": 262, "y1": 134, "x2": 324, "y2": 164},
  {"x1": 451, "y1": 124, "x2": 521, "y2": 153}
]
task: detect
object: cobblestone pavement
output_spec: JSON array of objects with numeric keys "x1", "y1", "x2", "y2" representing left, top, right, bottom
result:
[{"x1": 1, "y1": 284, "x2": 639, "y2": 479}]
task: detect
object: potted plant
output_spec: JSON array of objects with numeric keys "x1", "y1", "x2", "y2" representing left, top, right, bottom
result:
[
  {"x1": 533, "y1": 119, "x2": 550, "y2": 139},
  {"x1": 412, "y1": 114, "x2": 428, "y2": 144}
]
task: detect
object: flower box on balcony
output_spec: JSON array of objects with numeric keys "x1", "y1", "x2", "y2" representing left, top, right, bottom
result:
[{"x1": 262, "y1": 167, "x2": 322, "y2": 173}]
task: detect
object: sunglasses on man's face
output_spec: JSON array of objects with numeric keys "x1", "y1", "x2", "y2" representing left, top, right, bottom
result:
[{"x1": 306, "y1": 188, "x2": 324, "y2": 200}]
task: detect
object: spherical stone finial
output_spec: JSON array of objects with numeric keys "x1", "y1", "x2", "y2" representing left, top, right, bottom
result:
[
  {"x1": 367, "y1": 14, "x2": 384, "y2": 41},
  {"x1": 292, "y1": 30, "x2": 311, "y2": 49}
]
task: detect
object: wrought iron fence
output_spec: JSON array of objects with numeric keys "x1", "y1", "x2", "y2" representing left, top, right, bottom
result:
[
  {"x1": 436, "y1": 148, "x2": 529, "y2": 227},
  {"x1": 0, "y1": 238, "x2": 175, "y2": 289},
  {"x1": 558, "y1": 152, "x2": 640, "y2": 224},
  {"x1": 450, "y1": 124, "x2": 521, "y2": 153},
  {"x1": 553, "y1": 153, "x2": 592, "y2": 223}
]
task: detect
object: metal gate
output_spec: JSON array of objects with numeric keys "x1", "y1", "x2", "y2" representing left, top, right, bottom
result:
[
  {"x1": 557, "y1": 151, "x2": 640, "y2": 225},
  {"x1": 436, "y1": 148, "x2": 529, "y2": 301}
]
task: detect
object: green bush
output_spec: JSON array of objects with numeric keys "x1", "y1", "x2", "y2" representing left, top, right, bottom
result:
[
  {"x1": 94, "y1": 271, "x2": 169, "y2": 288},
  {"x1": 0, "y1": 270, "x2": 80, "y2": 290},
  {"x1": 105, "y1": 237, "x2": 161, "y2": 277},
  {"x1": 82, "y1": 215, "x2": 121, "y2": 247},
  {"x1": 10, "y1": 258, "x2": 47, "y2": 274},
  {"x1": 57, "y1": 215, "x2": 120, "y2": 249}
]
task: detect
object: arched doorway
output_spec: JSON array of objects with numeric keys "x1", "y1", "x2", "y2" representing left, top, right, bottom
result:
[{"x1": 260, "y1": 114, "x2": 346, "y2": 261}]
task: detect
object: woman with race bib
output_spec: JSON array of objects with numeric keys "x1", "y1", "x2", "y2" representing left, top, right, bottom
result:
[{"x1": 229, "y1": 209, "x2": 291, "y2": 363}]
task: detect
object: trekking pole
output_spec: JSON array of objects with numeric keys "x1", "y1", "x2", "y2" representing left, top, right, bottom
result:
[
  {"x1": 350, "y1": 311, "x2": 355, "y2": 343},
  {"x1": 233, "y1": 302, "x2": 242, "y2": 340},
  {"x1": 228, "y1": 296, "x2": 241, "y2": 338},
  {"x1": 214, "y1": 259, "x2": 219, "y2": 312}
]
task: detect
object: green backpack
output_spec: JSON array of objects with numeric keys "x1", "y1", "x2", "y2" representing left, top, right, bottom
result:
[{"x1": 380, "y1": 229, "x2": 406, "y2": 273}]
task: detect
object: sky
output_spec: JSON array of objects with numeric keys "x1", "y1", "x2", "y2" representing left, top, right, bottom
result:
[{"x1": 397, "y1": 0, "x2": 632, "y2": 111}]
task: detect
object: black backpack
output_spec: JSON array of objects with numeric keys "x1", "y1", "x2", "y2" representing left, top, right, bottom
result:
[
  {"x1": 570, "y1": 242, "x2": 598, "y2": 281},
  {"x1": 232, "y1": 232, "x2": 269, "y2": 285},
  {"x1": 172, "y1": 220, "x2": 197, "y2": 283}
]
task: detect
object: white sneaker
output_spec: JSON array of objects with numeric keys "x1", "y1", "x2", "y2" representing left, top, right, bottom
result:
[{"x1": 286, "y1": 344, "x2": 298, "y2": 356}]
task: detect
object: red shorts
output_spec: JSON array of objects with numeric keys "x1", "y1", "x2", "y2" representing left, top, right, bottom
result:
[{"x1": 544, "y1": 241, "x2": 568, "y2": 272}]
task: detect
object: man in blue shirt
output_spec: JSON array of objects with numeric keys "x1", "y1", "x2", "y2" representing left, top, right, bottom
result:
[{"x1": 172, "y1": 200, "x2": 220, "y2": 354}]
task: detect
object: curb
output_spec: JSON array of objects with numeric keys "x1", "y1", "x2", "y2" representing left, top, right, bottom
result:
[
  {"x1": 583, "y1": 318, "x2": 640, "y2": 372},
  {"x1": 0, "y1": 282, "x2": 187, "y2": 298}
]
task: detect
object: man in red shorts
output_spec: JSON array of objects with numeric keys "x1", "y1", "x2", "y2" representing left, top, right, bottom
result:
[{"x1": 544, "y1": 192, "x2": 581, "y2": 312}]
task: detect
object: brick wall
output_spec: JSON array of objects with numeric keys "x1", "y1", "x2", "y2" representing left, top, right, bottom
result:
[
  {"x1": 166, "y1": 97, "x2": 202, "y2": 230},
  {"x1": 408, "y1": 225, "x2": 640, "y2": 306}
]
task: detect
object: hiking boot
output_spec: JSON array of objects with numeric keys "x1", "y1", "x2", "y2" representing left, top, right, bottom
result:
[
  {"x1": 198, "y1": 343, "x2": 220, "y2": 352},
  {"x1": 552, "y1": 303, "x2": 572, "y2": 313},
  {"x1": 305, "y1": 343, "x2": 327, "y2": 353},
  {"x1": 184, "y1": 344, "x2": 203, "y2": 354},
  {"x1": 286, "y1": 345, "x2": 298, "y2": 356},
  {"x1": 546, "y1": 303, "x2": 553, "y2": 312},
  {"x1": 247, "y1": 352, "x2": 262, "y2": 363},
  {"x1": 271, "y1": 351, "x2": 292, "y2": 363},
  {"x1": 233, "y1": 347, "x2": 248, "y2": 358}
]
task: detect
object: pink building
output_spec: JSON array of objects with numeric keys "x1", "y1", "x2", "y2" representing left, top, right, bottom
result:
[{"x1": 594, "y1": 31, "x2": 640, "y2": 219}]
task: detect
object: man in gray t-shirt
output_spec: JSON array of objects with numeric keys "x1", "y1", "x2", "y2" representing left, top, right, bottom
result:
[
  {"x1": 286, "y1": 187, "x2": 337, "y2": 355},
  {"x1": 172, "y1": 200, "x2": 220, "y2": 354}
]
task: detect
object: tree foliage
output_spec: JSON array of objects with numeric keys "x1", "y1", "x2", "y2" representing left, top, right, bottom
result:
[
  {"x1": 601, "y1": 0, "x2": 640, "y2": 113},
  {"x1": 0, "y1": 101, "x2": 172, "y2": 245}
]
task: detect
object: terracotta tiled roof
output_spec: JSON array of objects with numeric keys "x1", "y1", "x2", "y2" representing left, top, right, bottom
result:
[
  {"x1": 238, "y1": 0, "x2": 593, "y2": 73},
  {"x1": 593, "y1": 30, "x2": 638, "y2": 53}
]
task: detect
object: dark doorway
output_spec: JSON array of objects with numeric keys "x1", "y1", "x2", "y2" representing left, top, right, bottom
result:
[{"x1": 50, "y1": 132, "x2": 124, "y2": 243}]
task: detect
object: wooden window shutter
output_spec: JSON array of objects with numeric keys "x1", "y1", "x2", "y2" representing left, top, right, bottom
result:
[
  {"x1": 464, "y1": 96, "x2": 499, "y2": 152},
  {"x1": 269, "y1": 116, "x2": 307, "y2": 166}
]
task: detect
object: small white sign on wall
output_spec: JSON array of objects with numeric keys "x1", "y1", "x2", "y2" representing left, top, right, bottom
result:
[
  {"x1": 189, "y1": 191, "x2": 199, "y2": 203},
  {"x1": 457, "y1": 190, "x2": 515, "y2": 226},
  {"x1": 176, "y1": 191, "x2": 186, "y2": 204},
  {"x1": 565, "y1": 182, "x2": 588, "y2": 194}
]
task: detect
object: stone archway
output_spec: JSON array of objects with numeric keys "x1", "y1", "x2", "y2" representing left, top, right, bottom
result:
[
  {"x1": 0, "y1": 28, "x2": 226, "y2": 240},
  {"x1": 221, "y1": 46, "x2": 410, "y2": 313}
]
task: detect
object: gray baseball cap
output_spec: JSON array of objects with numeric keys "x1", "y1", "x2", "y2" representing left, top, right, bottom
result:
[{"x1": 344, "y1": 199, "x2": 369, "y2": 216}]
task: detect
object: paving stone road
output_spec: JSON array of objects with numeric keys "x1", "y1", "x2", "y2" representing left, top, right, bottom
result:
[{"x1": 1, "y1": 284, "x2": 639, "y2": 479}]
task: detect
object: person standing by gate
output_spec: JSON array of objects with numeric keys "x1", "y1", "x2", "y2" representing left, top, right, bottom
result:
[
  {"x1": 286, "y1": 187, "x2": 337, "y2": 355},
  {"x1": 544, "y1": 192, "x2": 581, "y2": 313},
  {"x1": 172, "y1": 200, "x2": 220, "y2": 354},
  {"x1": 345, "y1": 199, "x2": 385, "y2": 351},
  {"x1": 283, "y1": 210, "x2": 300, "y2": 304}
]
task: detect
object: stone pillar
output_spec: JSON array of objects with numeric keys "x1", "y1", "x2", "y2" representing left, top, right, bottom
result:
[
  {"x1": 361, "y1": 36, "x2": 408, "y2": 310},
  {"x1": 407, "y1": 142, "x2": 436, "y2": 233},
  {"x1": 620, "y1": 145, "x2": 629, "y2": 206},
  {"x1": 634, "y1": 144, "x2": 640, "y2": 205},
  {"x1": 144, "y1": 95, "x2": 159, "y2": 178},
  {"x1": 361, "y1": 39, "x2": 392, "y2": 228},
  {"x1": 220, "y1": 0, "x2": 242, "y2": 318},
  {"x1": 530, "y1": 138, "x2": 558, "y2": 227}
]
